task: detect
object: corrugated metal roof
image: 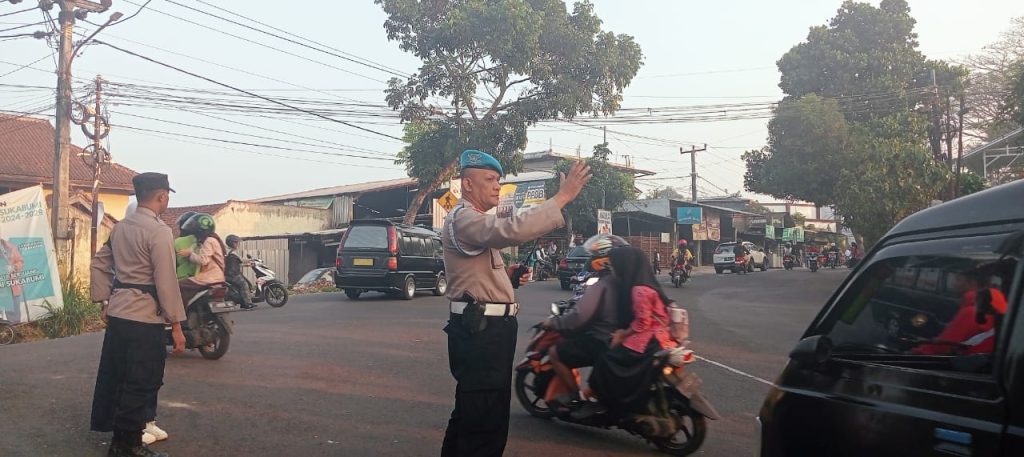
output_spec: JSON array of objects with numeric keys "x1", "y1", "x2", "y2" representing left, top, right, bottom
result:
[
  {"x1": 0, "y1": 114, "x2": 138, "y2": 191},
  {"x1": 252, "y1": 177, "x2": 417, "y2": 202}
]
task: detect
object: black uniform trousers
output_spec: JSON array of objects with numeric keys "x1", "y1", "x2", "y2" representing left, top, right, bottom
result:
[
  {"x1": 441, "y1": 313, "x2": 518, "y2": 457},
  {"x1": 91, "y1": 316, "x2": 167, "y2": 444}
]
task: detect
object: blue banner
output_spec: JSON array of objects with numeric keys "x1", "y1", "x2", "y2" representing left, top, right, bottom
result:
[{"x1": 676, "y1": 207, "x2": 703, "y2": 224}]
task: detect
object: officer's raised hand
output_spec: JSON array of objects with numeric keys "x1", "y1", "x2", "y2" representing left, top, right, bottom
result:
[{"x1": 553, "y1": 160, "x2": 593, "y2": 207}]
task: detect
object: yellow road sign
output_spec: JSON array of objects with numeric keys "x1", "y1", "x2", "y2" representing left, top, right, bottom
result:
[{"x1": 438, "y1": 191, "x2": 458, "y2": 212}]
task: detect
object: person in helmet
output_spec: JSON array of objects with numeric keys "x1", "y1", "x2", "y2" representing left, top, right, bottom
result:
[
  {"x1": 173, "y1": 211, "x2": 199, "y2": 280},
  {"x1": 176, "y1": 213, "x2": 226, "y2": 301},
  {"x1": 672, "y1": 239, "x2": 693, "y2": 273},
  {"x1": 542, "y1": 234, "x2": 628, "y2": 411},
  {"x1": 224, "y1": 235, "x2": 254, "y2": 309}
]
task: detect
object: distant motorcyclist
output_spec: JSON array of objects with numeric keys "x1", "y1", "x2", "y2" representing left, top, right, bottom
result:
[
  {"x1": 225, "y1": 235, "x2": 255, "y2": 310},
  {"x1": 542, "y1": 234, "x2": 628, "y2": 412},
  {"x1": 672, "y1": 239, "x2": 693, "y2": 270},
  {"x1": 732, "y1": 242, "x2": 750, "y2": 267}
]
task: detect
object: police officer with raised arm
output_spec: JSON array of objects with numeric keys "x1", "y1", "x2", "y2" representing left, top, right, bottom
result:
[
  {"x1": 440, "y1": 149, "x2": 592, "y2": 456},
  {"x1": 90, "y1": 173, "x2": 187, "y2": 457}
]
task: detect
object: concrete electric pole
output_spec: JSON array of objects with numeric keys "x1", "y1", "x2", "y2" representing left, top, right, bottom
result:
[
  {"x1": 679, "y1": 144, "x2": 707, "y2": 202},
  {"x1": 49, "y1": 0, "x2": 118, "y2": 272}
]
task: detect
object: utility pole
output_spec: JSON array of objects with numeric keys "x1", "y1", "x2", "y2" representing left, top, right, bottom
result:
[
  {"x1": 679, "y1": 144, "x2": 707, "y2": 202},
  {"x1": 86, "y1": 75, "x2": 111, "y2": 257},
  {"x1": 52, "y1": 1, "x2": 77, "y2": 271},
  {"x1": 48, "y1": 0, "x2": 116, "y2": 274},
  {"x1": 928, "y1": 69, "x2": 943, "y2": 162},
  {"x1": 954, "y1": 93, "x2": 966, "y2": 198}
]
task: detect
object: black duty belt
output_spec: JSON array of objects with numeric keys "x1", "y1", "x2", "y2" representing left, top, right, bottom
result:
[{"x1": 112, "y1": 279, "x2": 163, "y2": 316}]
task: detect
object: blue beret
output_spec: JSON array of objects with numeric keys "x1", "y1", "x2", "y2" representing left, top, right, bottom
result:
[{"x1": 459, "y1": 149, "x2": 503, "y2": 176}]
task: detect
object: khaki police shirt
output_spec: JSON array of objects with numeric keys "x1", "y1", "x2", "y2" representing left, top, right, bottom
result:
[
  {"x1": 90, "y1": 207, "x2": 187, "y2": 325},
  {"x1": 443, "y1": 198, "x2": 565, "y2": 304}
]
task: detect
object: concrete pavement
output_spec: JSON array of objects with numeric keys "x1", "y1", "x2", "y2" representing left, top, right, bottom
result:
[{"x1": 0, "y1": 266, "x2": 850, "y2": 456}]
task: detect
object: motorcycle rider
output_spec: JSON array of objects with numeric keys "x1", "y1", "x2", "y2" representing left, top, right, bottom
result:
[
  {"x1": 732, "y1": 241, "x2": 750, "y2": 269},
  {"x1": 542, "y1": 235, "x2": 628, "y2": 412},
  {"x1": 224, "y1": 235, "x2": 255, "y2": 310},
  {"x1": 828, "y1": 243, "x2": 841, "y2": 266},
  {"x1": 671, "y1": 239, "x2": 693, "y2": 274},
  {"x1": 589, "y1": 246, "x2": 678, "y2": 417},
  {"x1": 176, "y1": 214, "x2": 226, "y2": 302},
  {"x1": 173, "y1": 211, "x2": 198, "y2": 280}
]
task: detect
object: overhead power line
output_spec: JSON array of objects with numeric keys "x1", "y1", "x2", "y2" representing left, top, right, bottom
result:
[
  {"x1": 91, "y1": 39, "x2": 403, "y2": 140},
  {"x1": 164, "y1": 0, "x2": 408, "y2": 78},
  {"x1": 117, "y1": 0, "x2": 390, "y2": 84}
]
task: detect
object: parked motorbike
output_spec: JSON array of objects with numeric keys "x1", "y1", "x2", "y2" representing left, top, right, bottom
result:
[
  {"x1": 171, "y1": 285, "x2": 236, "y2": 360},
  {"x1": 670, "y1": 261, "x2": 692, "y2": 288},
  {"x1": 515, "y1": 301, "x2": 719, "y2": 456},
  {"x1": 806, "y1": 252, "x2": 819, "y2": 272},
  {"x1": 241, "y1": 255, "x2": 289, "y2": 307}
]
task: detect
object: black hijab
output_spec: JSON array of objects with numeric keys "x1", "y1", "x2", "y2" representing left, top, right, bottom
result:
[{"x1": 609, "y1": 246, "x2": 672, "y2": 327}]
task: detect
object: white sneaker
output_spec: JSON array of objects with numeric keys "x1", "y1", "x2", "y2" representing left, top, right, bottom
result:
[
  {"x1": 142, "y1": 431, "x2": 157, "y2": 445},
  {"x1": 144, "y1": 422, "x2": 168, "y2": 441}
]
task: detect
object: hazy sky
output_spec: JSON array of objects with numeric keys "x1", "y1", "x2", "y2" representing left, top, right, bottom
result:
[{"x1": 1, "y1": 0, "x2": 1021, "y2": 207}]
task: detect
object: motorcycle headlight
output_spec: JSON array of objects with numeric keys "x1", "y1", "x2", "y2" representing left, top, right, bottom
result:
[
  {"x1": 585, "y1": 277, "x2": 599, "y2": 286},
  {"x1": 550, "y1": 302, "x2": 560, "y2": 315}
]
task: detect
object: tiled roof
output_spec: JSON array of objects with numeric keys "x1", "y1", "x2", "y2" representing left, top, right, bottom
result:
[
  {"x1": 161, "y1": 202, "x2": 231, "y2": 237},
  {"x1": 0, "y1": 114, "x2": 138, "y2": 191}
]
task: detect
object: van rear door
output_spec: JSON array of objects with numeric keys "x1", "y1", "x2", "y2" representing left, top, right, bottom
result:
[{"x1": 338, "y1": 224, "x2": 391, "y2": 277}]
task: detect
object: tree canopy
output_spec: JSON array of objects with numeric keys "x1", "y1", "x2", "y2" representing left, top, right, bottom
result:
[
  {"x1": 745, "y1": 0, "x2": 964, "y2": 247},
  {"x1": 545, "y1": 143, "x2": 637, "y2": 237},
  {"x1": 376, "y1": 0, "x2": 643, "y2": 223}
]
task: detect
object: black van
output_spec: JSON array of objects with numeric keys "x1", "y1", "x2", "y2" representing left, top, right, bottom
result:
[
  {"x1": 333, "y1": 220, "x2": 446, "y2": 300},
  {"x1": 757, "y1": 179, "x2": 1024, "y2": 457}
]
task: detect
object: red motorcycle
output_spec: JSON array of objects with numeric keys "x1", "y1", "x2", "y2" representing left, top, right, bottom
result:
[{"x1": 514, "y1": 302, "x2": 718, "y2": 456}]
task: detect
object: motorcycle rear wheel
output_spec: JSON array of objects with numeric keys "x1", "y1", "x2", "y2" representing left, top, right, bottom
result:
[
  {"x1": 652, "y1": 394, "x2": 708, "y2": 456},
  {"x1": 514, "y1": 370, "x2": 556, "y2": 419},
  {"x1": 198, "y1": 321, "x2": 230, "y2": 360}
]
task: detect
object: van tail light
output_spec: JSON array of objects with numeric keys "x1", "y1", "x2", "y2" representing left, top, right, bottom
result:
[
  {"x1": 387, "y1": 257, "x2": 398, "y2": 271},
  {"x1": 336, "y1": 257, "x2": 343, "y2": 269},
  {"x1": 388, "y1": 226, "x2": 398, "y2": 255},
  {"x1": 559, "y1": 259, "x2": 568, "y2": 269}
]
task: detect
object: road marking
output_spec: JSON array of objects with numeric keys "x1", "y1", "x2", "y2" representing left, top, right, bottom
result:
[{"x1": 696, "y1": 355, "x2": 776, "y2": 387}]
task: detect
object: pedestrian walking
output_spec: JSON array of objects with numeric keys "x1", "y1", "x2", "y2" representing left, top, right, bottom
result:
[
  {"x1": 90, "y1": 173, "x2": 187, "y2": 457},
  {"x1": 440, "y1": 149, "x2": 591, "y2": 456},
  {"x1": 652, "y1": 251, "x2": 662, "y2": 275}
]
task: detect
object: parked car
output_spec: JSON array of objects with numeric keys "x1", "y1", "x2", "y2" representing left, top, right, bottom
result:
[
  {"x1": 556, "y1": 246, "x2": 590, "y2": 291},
  {"x1": 334, "y1": 220, "x2": 446, "y2": 300},
  {"x1": 713, "y1": 241, "x2": 767, "y2": 274},
  {"x1": 756, "y1": 179, "x2": 1024, "y2": 457}
]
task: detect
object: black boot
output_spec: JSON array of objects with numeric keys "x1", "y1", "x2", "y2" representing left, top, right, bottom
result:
[{"x1": 109, "y1": 430, "x2": 169, "y2": 457}]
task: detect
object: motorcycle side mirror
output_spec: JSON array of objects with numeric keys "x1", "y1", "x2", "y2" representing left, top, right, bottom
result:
[
  {"x1": 246, "y1": 254, "x2": 252, "y2": 259},
  {"x1": 789, "y1": 335, "x2": 833, "y2": 368}
]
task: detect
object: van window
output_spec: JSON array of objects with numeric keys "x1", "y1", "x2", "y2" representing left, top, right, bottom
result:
[
  {"x1": 343, "y1": 225, "x2": 388, "y2": 249},
  {"x1": 431, "y1": 239, "x2": 443, "y2": 257},
  {"x1": 816, "y1": 233, "x2": 1018, "y2": 374}
]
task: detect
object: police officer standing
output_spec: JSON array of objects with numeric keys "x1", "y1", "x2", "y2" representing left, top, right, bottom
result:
[
  {"x1": 441, "y1": 149, "x2": 591, "y2": 456},
  {"x1": 90, "y1": 173, "x2": 187, "y2": 457}
]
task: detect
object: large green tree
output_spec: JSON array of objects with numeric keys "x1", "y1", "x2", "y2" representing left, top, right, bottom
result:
[
  {"x1": 545, "y1": 143, "x2": 637, "y2": 237},
  {"x1": 835, "y1": 126, "x2": 949, "y2": 245},
  {"x1": 377, "y1": 0, "x2": 643, "y2": 223},
  {"x1": 745, "y1": 0, "x2": 967, "y2": 247},
  {"x1": 743, "y1": 94, "x2": 851, "y2": 205}
]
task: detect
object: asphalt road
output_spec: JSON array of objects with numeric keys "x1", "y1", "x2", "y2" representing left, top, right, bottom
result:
[{"x1": 0, "y1": 266, "x2": 849, "y2": 457}]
